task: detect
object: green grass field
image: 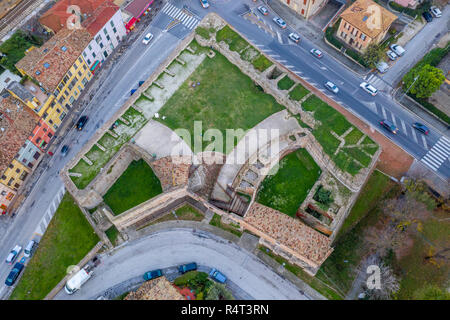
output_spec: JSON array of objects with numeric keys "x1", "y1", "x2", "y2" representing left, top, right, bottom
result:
[
  {"x1": 257, "y1": 149, "x2": 321, "y2": 217},
  {"x1": 10, "y1": 193, "x2": 99, "y2": 300},
  {"x1": 103, "y1": 159, "x2": 163, "y2": 215},
  {"x1": 156, "y1": 51, "x2": 284, "y2": 154},
  {"x1": 209, "y1": 213, "x2": 242, "y2": 237},
  {"x1": 289, "y1": 84, "x2": 310, "y2": 101},
  {"x1": 277, "y1": 75, "x2": 295, "y2": 90}
]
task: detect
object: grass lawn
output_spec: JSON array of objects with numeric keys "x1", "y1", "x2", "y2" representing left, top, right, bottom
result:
[
  {"x1": 10, "y1": 193, "x2": 99, "y2": 300},
  {"x1": 277, "y1": 75, "x2": 295, "y2": 90},
  {"x1": 103, "y1": 159, "x2": 162, "y2": 215},
  {"x1": 156, "y1": 51, "x2": 283, "y2": 154},
  {"x1": 252, "y1": 54, "x2": 273, "y2": 72},
  {"x1": 344, "y1": 128, "x2": 364, "y2": 145},
  {"x1": 256, "y1": 149, "x2": 321, "y2": 217},
  {"x1": 259, "y1": 245, "x2": 343, "y2": 300},
  {"x1": 209, "y1": 213, "x2": 242, "y2": 237},
  {"x1": 138, "y1": 204, "x2": 205, "y2": 229},
  {"x1": 105, "y1": 225, "x2": 120, "y2": 246},
  {"x1": 288, "y1": 84, "x2": 310, "y2": 101}
]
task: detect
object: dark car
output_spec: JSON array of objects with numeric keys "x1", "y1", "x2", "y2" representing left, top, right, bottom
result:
[
  {"x1": 143, "y1": 269, "x2": 163, "y2": 281},
  {"x1": 75, "y1": 116, "x2": 88, "y2": 131},
  {"x1": 422, "y1": 11, "x2": 433, "y2": 22},
  {"x1": 380, "y1": 119, "x2": 399, "y2": 134},
  {"x1": 5, "y1": 262, "x2": 24, "y2": 286},
  {"x1": 178, "y1": 262, "x2": 197, "y2": 274},
  {"x1": 412, "y1": 122, "x2": 429, "y2": 135},
  {"x1": 61, "y1": 145, "x2": 69, "y2": 156}
]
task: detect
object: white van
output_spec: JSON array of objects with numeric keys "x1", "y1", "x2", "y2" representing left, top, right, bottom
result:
[
  {"x1": 376, "y1": 61, "x2": 389, "y2": 73},
  {"x1": 390, "y1": 44, "x2": 406, "y2": 57},
  {"x1": 23, "y1": 240, "x2": 36, "y2": 258},
  {"x1": 64, "y1": 267, "x2": 93, "y2": 294}
]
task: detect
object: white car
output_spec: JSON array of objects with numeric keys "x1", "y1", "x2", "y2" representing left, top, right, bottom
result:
[
  {"x1": 273, "y1": 17, "x2": 287, "y2": 29},
  {"x1": 360, "y1": 82, "x2": 378, "y2": 96},
  {"x1": 288, "y1": 32, "x2": 300, "y2": 43},
  {"x1": 390, "y1": 44, "x2": 405, "y2": 57},
  {"x1": 376, "y1": 61, "x2": 389, "y2": 73},
  {"x1": 200, "y1": 0, "x2": 210, "y2": 8},
  {"x1": 324, "y1": 81, "x2": 339, "y2": 94},
  {"x1": 430, "y1": 6, "x2": 442, "y2": 18},
  {"x1": 6, "y1": 245, "x2": 22, "y2": 264},
  {"x1": 257, "y1": 5, "x2": 269, "y2": 15},
  {"x1": 386, "y1": 50, "x2": 398, "y2": 61},
  {"x1": 142, "y1": 33, "x2": 154, "y2": 45}
]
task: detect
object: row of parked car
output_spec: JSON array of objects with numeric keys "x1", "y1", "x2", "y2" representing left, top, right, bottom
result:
[
  {"x1": 4, "y1": 240, "x2": 38, "y2": 286},
  {"x1": 143, "y1": 262, "x2": 228, "y2": 284},
  {"x1": 423, "y1": 6, "x2": 443, "y2": 22}
]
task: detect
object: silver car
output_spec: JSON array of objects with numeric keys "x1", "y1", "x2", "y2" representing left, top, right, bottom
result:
[
  {"x1": 386, "y1": 50, "x2": 398, "y2": 61},
  {"x1": 273, "y1": 17, "x2": 287, "y2": 29},
  {"x1": 324, "y1": 81, "x2": 339, "y2": 94}
]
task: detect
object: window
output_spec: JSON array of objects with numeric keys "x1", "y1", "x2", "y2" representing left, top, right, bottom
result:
[
  {"x1": 83, "y1": 64, "x2": 87, "y2": 70},
  {"x1": 33, "y1": 152, "x2": 40, "y2": 160},
  {"x1": 8, "y1": 164, "x2": 14, "y2": 169},
  {"x1": 88, "y1": 44, "x2": 92, "y2": 51},
  {"x1": 103, "y1": 51, "x2": 108, "y2": 58},
  {"x1": 59, "y1": 112, "x2": 66, "y2": 121},
  {"x1": 78, "y1": 57, "x2": 82, "y2": 64},
  {"x1": 341, "y1": 32, "x2": 347, "y2": 39},
  {"x1": 64, "y1": 90, "x2": 69, "y2": 97},
  {"x1": 56, "y1": 108, "x2": 61, "y2": 113},
  {"x1": 19, "y1": 172, "x2": 27, "y2": 181},
  {"x1": 92, "y1": 52, "x2": 96, "y2": 58},
  {"x1": 36, "y1": 137, "x2": 41, "y2": 143},
  {"x1": 99, "y1": 42, "x2": 104, "y2": 49},
  {"x1": 106, "y1": 35, "x2": 110, "y2": 41},
  {"x1": 116, "y1": 35, "x2": 120, "y2": 42},
  {"x1": 62, "y1": 75, "x2": 69, "y2": 84},
  {"x1": 347, "y1": 23, "x2": 351, "y2": 30},
  {"x1": 67, "y1": 70, "x2": 72, "y2": 78},
  {"x1": 15, "y1": 168, "x2": 20, "y2": 173},
  {"x1": 7, "y1": 178, "x2": 13, "y2": 186},
  {"x1": 87, "y1": 59, "x2": 91, "y2": 65},
  {"x1": 49, "y1": 119, "x2": 53, "y2": 124},
  {"x1": 95, "y1": 35, "x2": 101, "y2": 44},
  {"x1": 110, "y1": 20, "x2": 114, "y2": 27},
  {"x1": 48, "y1": 132, "x2": 53, "y2": 138},
  {"x1": 53, "y1": 124, "x2": 58, "y2": 130},
  {"x1": 43, "y1": 112, "x2": 48, "y2": 119},
  {"x1": 78, "y1": 85, "x2": 83, "y2": 92},
  {"x1": 360, "y1": 33, "x2": 366, "y2": 41},
  {"x1": 1, "y1": 175, "x2": 6, "y2": 180},
  {"x1": 113, "y1": 27, "x2": 117, "y2": 34},
  {"x1": 82, "y1": 77, "x2": 88, "y2": 85},
  {"x1": 83, "y1": 52, "x2": 87, "y2": 57},
  {"x1": 14, "y1": 183, "x2": 20, "y2": 189},
  {"x1": 69, "y1": 96, "x2": 75, "y2": 104},
  {"x1": 103, "y1": 28, "x2": 108, "y2": 35},
  {"x1": 58, "y1": 96, "x2": 64, "y2": 104}
]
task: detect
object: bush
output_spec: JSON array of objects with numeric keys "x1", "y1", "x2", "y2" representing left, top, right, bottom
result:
[
  {"x1": 345, "y1": 48, "x2": 369, "y2": 68},
  {"x1": 313, "y1": 185, "x2": 334, "y2": 206},
  {"x1": 408, "y1": 94, "x2": 450, "y2": 125},
  {"x1": 0, "y1": 30, "x2": 42, "y2": 74},
  {"x1": 252, "y1": 54, "x2": 273, "y2": 72},
  {"x1": 325, "y1": 26, "x2": 343, "y2": 49}
]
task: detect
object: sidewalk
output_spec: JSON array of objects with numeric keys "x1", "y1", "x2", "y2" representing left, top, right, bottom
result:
[{"x1": 266, "y1": 0, "x2": 368, "y2": 76}]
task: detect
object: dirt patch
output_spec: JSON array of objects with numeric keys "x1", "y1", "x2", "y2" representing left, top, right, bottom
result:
[{"x1": 394, "y1": 235, "x2": 415, "y2": 261}]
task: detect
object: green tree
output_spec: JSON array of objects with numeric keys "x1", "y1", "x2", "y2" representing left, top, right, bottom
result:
[
  {"x1": 413, "y1": 285, "x2": 450, "y2": 300},
  {"x1": 363, "y1": 44, "x2": 385, "y2": 68},
  {"x1": 205, "y1": 282, "x2": 234, "y2": 300},
  {"x1": 403, "y1": 64, "x2": 445, "y2": 98}
]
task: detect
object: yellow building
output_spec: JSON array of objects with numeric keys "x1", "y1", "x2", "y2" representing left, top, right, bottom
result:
[
  {"x1": 1, "y1": 160, "x2": 31, "y2": 191},
  {"x1": 15, "y1": 28, "x2": 92, "y2": 131}
]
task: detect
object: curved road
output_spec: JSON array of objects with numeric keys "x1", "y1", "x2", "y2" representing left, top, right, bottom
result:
[{"x1": 54, "y1": 228, "x2": 308, "y2": 300}]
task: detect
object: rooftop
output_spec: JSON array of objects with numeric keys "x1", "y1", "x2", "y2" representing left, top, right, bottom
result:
[
  {"x1": 0, "y1": 96, "x2": 39, "y2": 175},
  {"x1": 124, "y1": 0, "x2": 153, "y2": 18},
  {"x1": 340, "y1": 0, "x2": 397, "y2": 38},
  {"x1": 15, "y1": 28, "x2": 92, "y2": 92},
  {"x1": 6, "y1": 81, "x2": 34, "y2": 103},
  {"x1": 81, "y1": 1, "x2": 120, "y2": 36},
  {"x1": 124, "y1": 277, "x2": 185, "y2": 300},
  {"x1": 244, "y1": 203, "x2": 333, "y2": 267}
]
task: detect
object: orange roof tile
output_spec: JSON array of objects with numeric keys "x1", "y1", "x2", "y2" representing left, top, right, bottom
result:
[{"x1": 82, "y1": 1, "x2": 119, "y2": 36}]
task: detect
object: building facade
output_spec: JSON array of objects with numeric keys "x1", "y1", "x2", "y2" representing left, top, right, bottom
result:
[
  {"x1": 29, "y1": 119, "x2": 55, "y2": 152},
  {"x1": 336, "y1": 0, "x2": 397, "y2": 52},
  {"x1": 279, "y1": 0, "x2": 327, "y2": 19}
]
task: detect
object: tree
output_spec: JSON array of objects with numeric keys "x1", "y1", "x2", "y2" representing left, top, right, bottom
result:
[
  {"x1": 363, "y1": 43, "x2": 385, "y2": 68},
  {"x1": 205, "y1": 282, "x2": 234, "y2": 300},
  {"x1": 403, "y1": 64, "x2": 445, "y2": 98}
]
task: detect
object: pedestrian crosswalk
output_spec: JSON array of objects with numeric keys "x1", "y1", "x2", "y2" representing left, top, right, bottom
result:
[
  {"x1": 34, "y1": 186, "x2": 65, "y2": 236},
  {"x1": 421, "y1": 136, "x2": 450, "y2": 172},
  {"x1": 162, "y1": 3, "x2": 199, "y2": 30},
  {"x1": 364, "y1": 73, "x2": 391, "y2": 92}
]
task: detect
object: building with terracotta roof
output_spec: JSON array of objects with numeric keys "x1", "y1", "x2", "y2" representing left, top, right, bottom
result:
[
  {"x1": 277, "y1": 0, "x2": 328, "y2": 20},
  {"x1": 336, "y1": 0, "x2": 397, "y2": 52},
  {"x1": 0, "y1": 182, "x2": 15, "y2": 215},
  {"x1": 0, "y1": 96, "x2": 39, "y2": 193},
  {"x1": 15, "y1": 28, "x2": 93, "y2": 130},
  {"x1": 123, "y1": 0, "x2": 154, "y2": 31},
  {"x1": 124, "y1": 277, "x2": 185, "y2": 300}
]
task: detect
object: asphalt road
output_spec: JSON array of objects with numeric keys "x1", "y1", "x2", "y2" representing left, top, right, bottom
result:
[{"x1": 54, "y1": 229, "x2": 308, "y2": 300}]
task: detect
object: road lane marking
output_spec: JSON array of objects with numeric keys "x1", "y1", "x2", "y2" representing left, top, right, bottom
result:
[
  {"x1": 391, "y1": 113, "x2": 397, "y2": 127},
  {"x1": 401, "y1": 120, "x2": 406, "y2": 133},
  {"x1": 381, "y1": 106, "x2": 387, "y2": 119},
  {"x1": 420, "y1": 136, "x2": 450, "y2": 172},
  {"x1": 421, "y1": 135, "x2": 428, "y2": 149},
  {"x1": 411, "y1": 128, "x2": 418, "y2": 143},
  {"x1": 277, "y1": 32, "x2": 282, "y2": 43}
]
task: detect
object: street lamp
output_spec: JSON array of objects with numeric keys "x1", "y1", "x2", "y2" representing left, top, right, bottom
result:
[{"x1": 401, "y1": 75, "x2": 419, "y2": 101}]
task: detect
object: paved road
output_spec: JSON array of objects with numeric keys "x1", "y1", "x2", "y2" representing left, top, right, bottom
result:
[{"x1": 54, "y1": 229, "x2": 308, "y2": 300}]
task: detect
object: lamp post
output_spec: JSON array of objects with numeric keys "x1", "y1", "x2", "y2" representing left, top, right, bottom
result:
[{"x1": 401, "y1": 75, "x2": 419, "y2": 101}]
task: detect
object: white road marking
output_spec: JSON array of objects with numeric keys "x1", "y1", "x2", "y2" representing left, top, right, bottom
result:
[
  {"x1": 381, "y1": 106, "x2": 387, "y2": 119},
  {"x1": 420, "y1": 136, "x2": 450, "y2": 172},
  {"x1": 400, "y1": 120, "x2": 406, "y2": 133},
  {"x1": 411, "y1": 128, "x2": 418, "y2": 143},
  {"x1": 421, "y1": 135, "x2": 428, "y2": 149}
]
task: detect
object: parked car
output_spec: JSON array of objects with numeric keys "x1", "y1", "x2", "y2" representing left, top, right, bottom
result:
[
  {"x1": 178, "y1": 262, "x2": 197, "y2": 274},
  {"x1": 142, "y1": 32, "x2": 154, "y2": 45},
  {"x1": 5, "y1": 262, "x2": 24, "y2": 286},
  {"x1": 324, "y1": 81, "x2": 339, "y2": 94},
  {"x1": 143, "y1": 269, "x2": 163, "y2": 281},
  {"x1": 64, "y1": 267, "x2": 93, "y2": 294},
  {"x1": 209, "y1": 268, "x2": 227, "y2": 283},
  {"x1": 390, "y1": 44, "x2": 405, "y2": 57},
  {"x1": 380, "y1": 119, "x2": 399, "y2": 134},
  {"x1": 288, "y1": 32, "x2": 301, "y2": 43},
  {"x1": 200, "y1": 0, "x2": 210, "y2": 9},
  {"x1": 23, "y1": 240, "x2": 37, "y2": 258},
  {"x1": 61, "y1": 145, "x2": 70, "y2": 156},
  {"x1": 75, "y1": 115, "x2": 88, "y2": 131},
  {"x1": 5, "y1": 245, "x2": 22, "y2": 264},
  {"x1": 310, "y1": 48, "x2": 323, "y2": 58},
  {"x1": 359, "y1": 82, "x2": 378, "y2": 96},
  {"x1": 273, "y1": 17, "x2": 287, "y2": 29},
  {"x1": 412, "y1": 122, "x2": 430, "y2": 135},
  {"x1": 386, "y1": 50, "x2": 398, "y2": 61},
  {"x1": 376, "y1": 61, "x2": 389, "y2": 73},
  {"x1": 422, "y1": 11, "x2": 433, "y2": 23},
  {"x1": 430, "y1": 6, "x2": 442, "y2": 18},
  {"x1": 257, "y1": 5, "x2": 269, "y2": 15}
]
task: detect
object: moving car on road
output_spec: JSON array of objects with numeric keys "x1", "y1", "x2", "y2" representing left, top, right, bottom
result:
[
  {"x1": 380, "y1": 119, "x2": 399, "y2": 134},
  {"x1": 5, "y1": 262, "x2": 24, "y2": 286},
  {"x1": 310, "y1": 48, "x2": 323, "y2": 58},
  {"x1": 200, "y1": 0, "x2": 209, "y2": 8},
  {"x1": 324, "y1": 81, "x2": 339, "y2": 94},
  {"x1": 5, "y1": 245, "x2": 22, "y2": 264},
  {"x1": 143, "y1": 269, "x2": 163, "y2": 281},
  {"x1": 142, "y1": 33, "x2": 154, "y2": 45},
  {"x1": 386, "y1": 50, "x2": 398, "y2": 61},
  {"x1": 288, "y1": 32, "x2": 301, "y2": 43},
  {"x1": 61, "y1": 145, "x2": 70, "y2": 156},
  {"x1": 422, "y1": 11, "x2": 433, "y2": 23},
  {"x1": 178, "y1": 262, "x2": 197, "y2": 274},
  {"x1": 430, "y1": 6, "x2": 442, "y2": 18},
  {"x1": 412, "y1": 122, "x2": 430, "y2": 135},
  {"x1": 209, "y1": 268, "x2": 227, "y2": 283},
  {"x1": 257, "y1": 5, "x2": 269, "y2": 15},
  {"x1": 359, "y1": 82, "x2": 378, "y2": 96},
  {"x1": 273, "y1": 17, "x2": 287, "y2": 29},
  {"x1": 390, "y1": 44, "x2": 405, "y2": 57},
  {"x1": 75, "y1": 115, "x2": 88, "y2": 131}
]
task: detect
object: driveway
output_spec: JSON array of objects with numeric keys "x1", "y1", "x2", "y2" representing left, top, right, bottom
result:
[{"x1": 54, "y1": 228, "x2": 309, "y2": 300}]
